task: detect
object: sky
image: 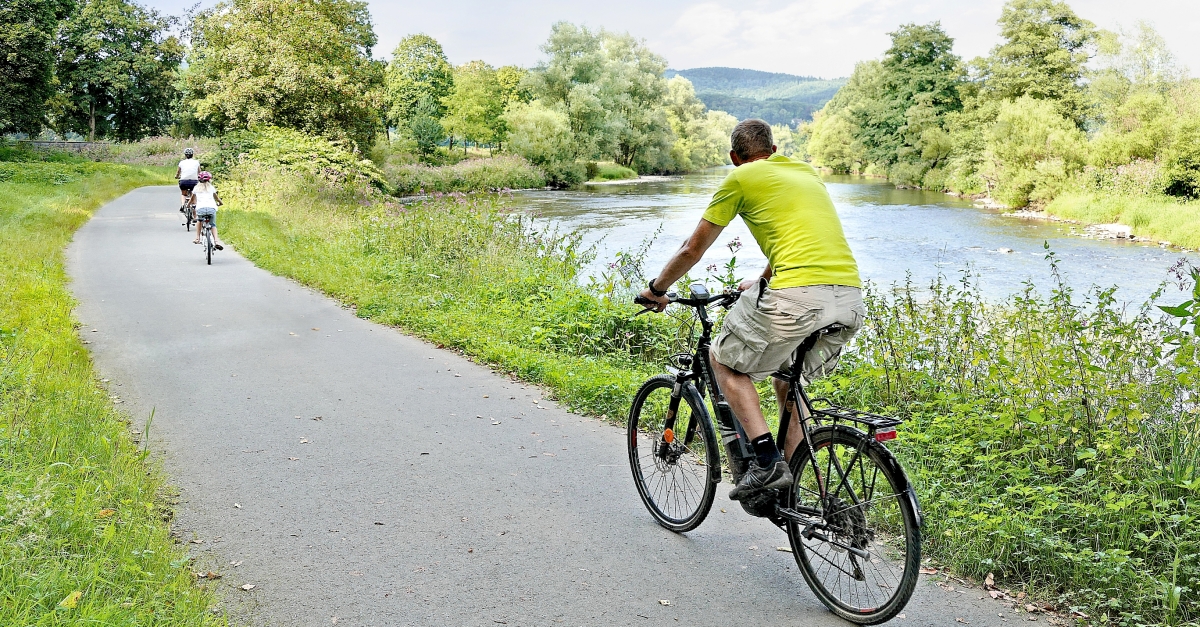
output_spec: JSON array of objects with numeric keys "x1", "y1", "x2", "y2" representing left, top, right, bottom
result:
[{"x1": 148, "y1": 0, "x2": 1200, "y2": 79}]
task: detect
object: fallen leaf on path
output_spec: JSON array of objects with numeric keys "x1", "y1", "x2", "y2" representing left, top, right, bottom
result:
[
  {"x1": 202, "y1": 571, "x2": 221, "y2": 579},
  {"x1": 241, "y1": 584, "x2": 255, "y2": 591},
  {"x1": 1016, "y1": 592, "x2": 1026, "y2": 600},
  {"x1": 919, "y1": 567, "x2": 939, "y2": 575},
  {"x1": 658, "y1": 599, "x2": 671, "y2": 606},
  {"x1": 288, "y1": 457, "x2": 299, "y2": 461},
  {"x1": 311, "y1": 328, "x2": 319, "y2": 331},
  {"x1": 190, "y1": 539, "x2": 204, "y2": 544},
  {"x1": 775, "y1": 547, "x2": 792, "y2": 553},
  {"x1": 468, "y1": 548, "x2": 474, "y2": 553},
  {"x1": 58, "y1": 591, "x2": 82, "y2": 608},
  {"x1": 299, "y1": 438, "x2": 309, "y2": 444},
  {"x1": 984, "y1": 572, "x2": 995, "y2": 589},
  {"x1": 374, "y1": 522, "x2": 384, "y2": 525},
  {"x1": 233, "y1": 503, "x2": 241, "y2": 508},
  {"x1": 289, "y1": 332, "x2": 296, "y2": 336},
  {"x1": 989, "y1": 590, "x2": 1003, "y2": 599},
  {"x1": 229, "y1": 561, "x2": 242, "y2": 567},
  {"x1": 1024, "y1": 604, "x2": 1039, "y2": 613},
  {"x1": 955, "y1": 618, "x2": 966, "y2": 624},
  {"x1": 897, "y1": 615, "x2": 905, "y2": 619},
  {"x1": 543, "y1": 452, "x2": 556, "y2": 457},
  {"x1": 96, "y1": 508, "x2": 116, "y2": 518}
]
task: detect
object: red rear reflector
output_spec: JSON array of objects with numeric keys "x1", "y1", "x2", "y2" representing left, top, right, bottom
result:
[{"x1": 874, "y1": 428, "x2": 897, "y2": 442}]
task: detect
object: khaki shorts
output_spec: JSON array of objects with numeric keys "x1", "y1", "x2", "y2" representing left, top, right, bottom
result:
[{"x1": 711, "y1": 281, "x2": 865, "y2": 382}]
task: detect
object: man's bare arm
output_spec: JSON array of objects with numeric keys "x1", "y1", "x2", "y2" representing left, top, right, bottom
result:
[{"x1": 638, "y1": 219, "x2": 724, "y2": 310}]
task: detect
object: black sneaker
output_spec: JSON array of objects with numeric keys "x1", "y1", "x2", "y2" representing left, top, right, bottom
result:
[{"x1": 729, "y1": 460, "x2": 793, "y2": 501}]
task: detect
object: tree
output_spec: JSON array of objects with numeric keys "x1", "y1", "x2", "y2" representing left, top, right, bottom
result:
[
  {"x1": 183, "y1": 0, "x2": 382, "y2": 150},
  {"x1": 502, "y1": 100, "x2": 573, "y2": 166},
  {"x1": 0, "y1": 0, "x2": 73, "y2": 135},
  {"x1": 974, "y1": 0, "x2": 1095, "y2": 125},
  {"x1": 409, "y1": 95, "x2": 444, "y2": 157},
  {"x1": 526, "y1": 22, "x2": 673, "y2": 170},
  {"x1": 442, "y1": 60, "x2": 503, "y2": 151},
  {"x1": 985, "y1": 96, "x2": 1086, "y2": 206},
  {"x1": 664, "y1": 76, "x2": 733, "y2": 170},
  {"x1": 52, "y1": 0, "x2": 183, "y2": 141},
  {"x1": 384, "y1": 34, "x2": 453, "y2": 128},
  {"x1": 852, "y1": 22, "x2": 961, "y2": 171}
]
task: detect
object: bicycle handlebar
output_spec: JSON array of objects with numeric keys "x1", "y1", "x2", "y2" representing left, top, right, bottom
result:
[{"x1": 633, "y1": 290, "x2": 741, "y2": 310}]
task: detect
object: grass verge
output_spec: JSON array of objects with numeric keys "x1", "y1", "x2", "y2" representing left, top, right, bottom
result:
[
  {"x1": 222, "y1": 166, "x2": 1199, "y2": 626},
  {"x1": 1046, "y1": 191, "x2": 1200, "y2": 249},
  {"x1": 0, "y1": 159, "x2": 221, "y2": 624},
  {"x1": 382, "y1": 154, "x2": 547, "y2": 195}
]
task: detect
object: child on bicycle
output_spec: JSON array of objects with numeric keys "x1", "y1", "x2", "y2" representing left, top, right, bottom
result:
[{"x1": 191, "y1": 171, "x2": 225, "y2": 250}]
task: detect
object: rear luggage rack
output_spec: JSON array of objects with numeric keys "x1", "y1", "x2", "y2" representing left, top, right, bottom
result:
[{"x1": 810, "y1": 399, "x2": 903, "y2": 430}]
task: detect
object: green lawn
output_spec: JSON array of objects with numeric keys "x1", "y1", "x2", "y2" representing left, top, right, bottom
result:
[
  {"x1": 0, "y1": 161, "x2": 222, "y2": 625},
  {"x1": 1046, "y1": 191, "x2": 1200, "y2": 249}
]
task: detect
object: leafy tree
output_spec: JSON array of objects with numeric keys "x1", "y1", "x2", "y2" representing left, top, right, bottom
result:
[
  {"x1": 442, "y1": 60, "x2": 503, "y2": 151},
  {"x1": 986, "y1": 96, "x2": 1086, "y2": 206},
  {"x1": 183, "y1": 0, "x2": 382, "y2": 151},
  {"x1": 502, "y1": 100, "x2": 573, "y2": 166},
  {"x1": 973, "y1": 0, "x2": 1095, "y2": 125},
  {"x1": 0, "y1": 0, "x2": 73, "y2": 135},
  {"x1": 526, "y1": 22, "x2": 673, "y2": 170},
  {"x1": 852, "y1": 22, "x2": 961, "y2": 172},
  {"x1": 664, "y1": 76, "x2": 733, "y2": 171},
  {"x1": 600, "y1": 31, "x2": 672, "y2": 171},
  {"x1": 495, "y1": 65, "x2": 530, "y2": 106},
  {"x1": 385, "y1": 34, "x2": 453, "y2": 127},
  {"x1": 51, "y1": 0, "x2": 183, "y2": 141},
  {"x1": 409, "y1": 95, "x2": 444, "y2": 158}
]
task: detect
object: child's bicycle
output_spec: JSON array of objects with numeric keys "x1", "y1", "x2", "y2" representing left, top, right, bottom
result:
[
  {"x1": 630, "y1": 284, "x2": 922, "y2": 624},
  {"x1": 198, "y1": 213, "x2": 216, "y2": 265}
]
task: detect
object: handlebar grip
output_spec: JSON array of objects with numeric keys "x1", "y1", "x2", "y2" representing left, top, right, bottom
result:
[{"x1": 633, "y1": 295, "x2": 654, "y2": 306}]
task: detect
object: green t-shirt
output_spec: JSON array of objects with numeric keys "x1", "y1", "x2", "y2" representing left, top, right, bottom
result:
[{"x1": 702, "y1": 155, "x2": 861, "y2": 289}]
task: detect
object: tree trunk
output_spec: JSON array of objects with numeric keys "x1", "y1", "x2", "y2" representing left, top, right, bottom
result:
[{"x1": 89, "y1": 102, "x2": 96, "y2": 142}]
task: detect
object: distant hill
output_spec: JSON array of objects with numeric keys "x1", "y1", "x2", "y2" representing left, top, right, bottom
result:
[{"x1": 664, "y1": 67, "x2": 846, "y2": 125}]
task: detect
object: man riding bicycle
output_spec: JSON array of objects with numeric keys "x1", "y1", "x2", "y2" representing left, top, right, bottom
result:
[
  {"x1": 176, "y1": 148, "x2": 201, "y2": 209},
  {"x1": 638, "y1": 119, "x2": 864, "y2": 502}
]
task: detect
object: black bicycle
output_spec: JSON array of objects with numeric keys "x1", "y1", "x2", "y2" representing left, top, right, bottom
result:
[
  {"x1": 629, "y1": 284, "x2": 922, "y2": 624},
  {"x1": 182, "y1": 193, "x2": 196, "y2": 231},
  {"x1": 199, "y1": 214, "x2": 216, "y2": 265}
]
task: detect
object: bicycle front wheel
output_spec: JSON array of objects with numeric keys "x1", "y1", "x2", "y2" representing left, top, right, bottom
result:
[
  {"x1": 627, "y1": 374, "x2": 720, "y2": 532},
  {"x1": 787, "y1": 425, "x2": 921, "y2": 624}
]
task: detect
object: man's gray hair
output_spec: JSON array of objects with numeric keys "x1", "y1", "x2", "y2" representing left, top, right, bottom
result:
[{"x1": 730, "y1": 119, "x2": 774, "y2": 161}]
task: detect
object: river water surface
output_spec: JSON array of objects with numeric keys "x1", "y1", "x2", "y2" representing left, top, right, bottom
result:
[{"x1": 517, "y1": 168, "x2": 1196, "y2": 305}]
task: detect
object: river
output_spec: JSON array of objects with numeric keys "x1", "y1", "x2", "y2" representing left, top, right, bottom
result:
[{"x1": 516, "y1": 168, "x2": 1197, "y2": 306}]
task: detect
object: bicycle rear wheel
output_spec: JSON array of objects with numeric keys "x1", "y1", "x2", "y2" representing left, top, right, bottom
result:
[
  {"x1": 204, "y1": 226, "x2": 213, "y2": 265},
  {"x1": 627, "y1": 374, "x2": 720, "y2": 532},
  {"x1": 786, "y1": 425, "x2": 921, "y2": 624}
]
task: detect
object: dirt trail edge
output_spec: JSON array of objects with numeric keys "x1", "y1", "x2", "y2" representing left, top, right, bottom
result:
[{"x1": 68, "y1": 187, "x2": 1017, "y2": 626}]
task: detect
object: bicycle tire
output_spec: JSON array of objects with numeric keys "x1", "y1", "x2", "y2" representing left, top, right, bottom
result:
[
  {"x1": 786, "y1": 425, "x2": 921, "y2": 624},
  {"x1": 185, "y1": 205, "x2": 195, "y2": 230},
  {"x1": 627, "y1": 374, "x2": 720, "y2": 532},
  {"x1": 205, "y1": 225, "x2": 213, "y2": 265}
]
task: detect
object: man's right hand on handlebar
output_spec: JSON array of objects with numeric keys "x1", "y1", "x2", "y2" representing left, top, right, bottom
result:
[{"x1": 637, "y1": 278, "x2": 670, "y2": 313}]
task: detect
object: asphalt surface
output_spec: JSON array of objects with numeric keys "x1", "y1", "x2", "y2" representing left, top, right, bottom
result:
[{"x1": 67, "y1": 186, "x2": 1026, "y2": 626}]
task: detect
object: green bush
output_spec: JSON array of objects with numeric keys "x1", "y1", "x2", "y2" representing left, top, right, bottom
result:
[
  {"x1": 210, "y1": 127, "x2": 389, "y2": 192},
  {"x1": 1163, "y1": 119, "x2": 1200, "y2": 199},
  {"x1": 590, "y1": 163, "x2": 638, "y2": 181},
  {"x1": 383, "y1": 154, "x2": 546, "y2": 195}
]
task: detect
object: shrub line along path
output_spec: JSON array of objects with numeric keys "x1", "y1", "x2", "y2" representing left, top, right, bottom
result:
[{"x1": 69, "y1": 186, "x2": 1013, "y2": 626}]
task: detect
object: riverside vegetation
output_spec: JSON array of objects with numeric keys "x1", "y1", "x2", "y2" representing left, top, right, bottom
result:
[
  {"x1": 801, "y1": 0, "x2": 1200, "y2": 248},
  {"x1": 0, "y1": 147, "x2": 220, "y2": 623},
  {"x1": 217, "y1": 133, "x2": 1198, "y2": 625}
]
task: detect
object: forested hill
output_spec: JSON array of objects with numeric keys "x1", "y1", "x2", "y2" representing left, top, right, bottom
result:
[{"x1": 664, "y1": 67, "x2": 847, "y2": 125}]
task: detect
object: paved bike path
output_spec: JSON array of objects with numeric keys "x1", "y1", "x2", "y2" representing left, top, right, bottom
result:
[{"x1": 68, "y1": 187, "x2": 1018, "y2": 626}]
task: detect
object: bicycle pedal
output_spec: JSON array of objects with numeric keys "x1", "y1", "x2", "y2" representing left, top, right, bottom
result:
[{"x1": 739, "y1": 488, "x2": 783, "y2": 519}]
